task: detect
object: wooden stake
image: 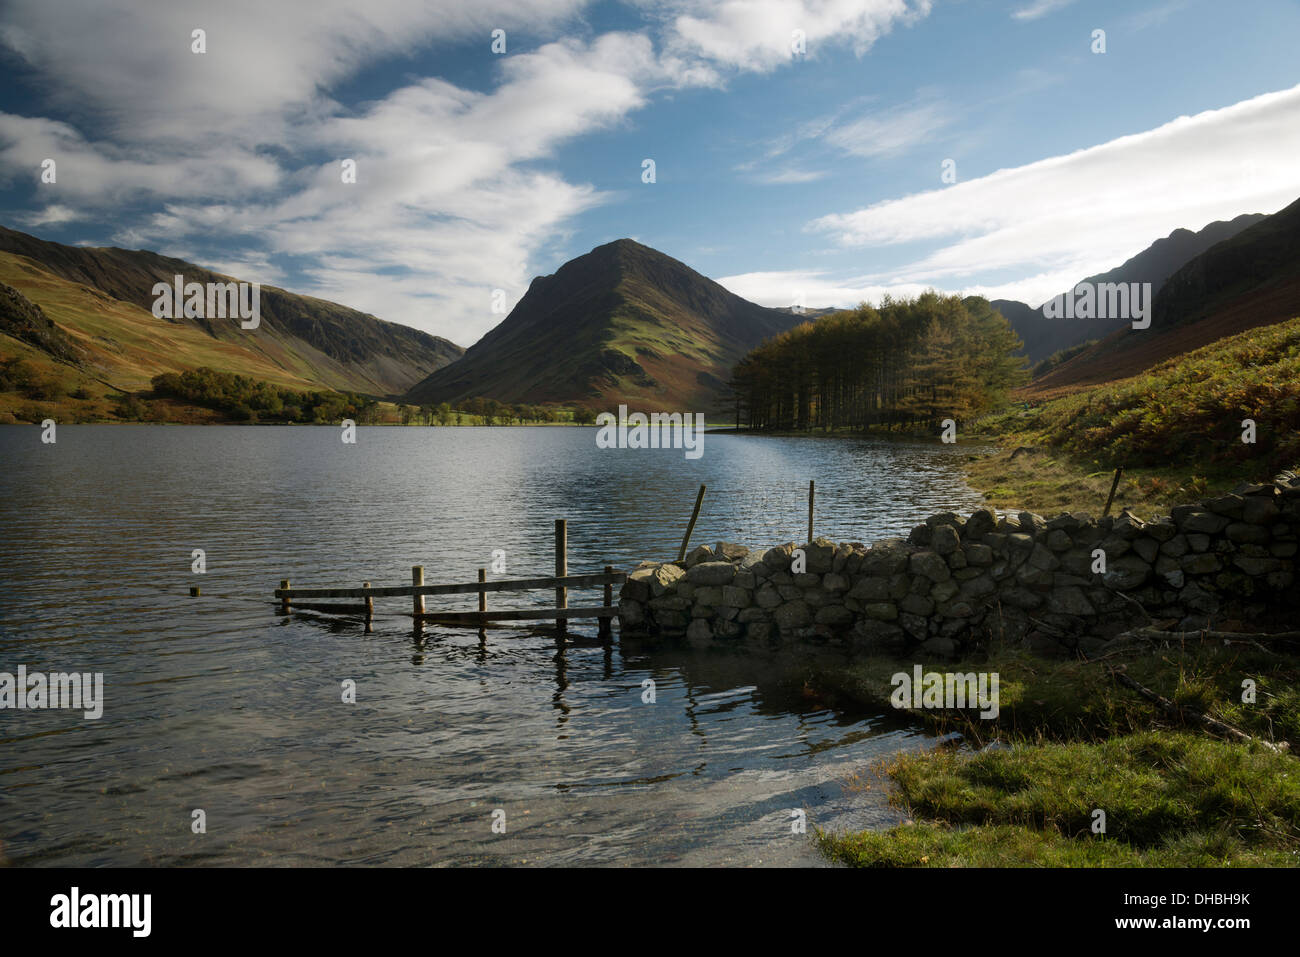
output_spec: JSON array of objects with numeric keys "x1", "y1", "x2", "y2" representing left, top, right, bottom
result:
[
  {"x1": 190, "y1": 585, "x2": 200, "y2": 597},
  {"x1": 599, "y1": 564, "x2": 614, "y2": 642},
  {"x1": 363, "y1": 581, "x2": 373, "y2": 625},
  {"x1": 555, "y1": 519, "x2": 567, "y2": 633},
  {"x1": 412, "y1": 566, "x2": 425, "y2": 617},
  {"x1": 1102, "y1": 466, "x2": 1124, "y2": 517},
  {"x1": 807, "y1": 480, "x2": 815, "y2": 543},
  {"x1": 478, "y1": 568, "x2": 487, "y2": 626},
  {"x1": 280, "y1": 579, "x2": 290, "y2": 615},
  {"x1": 677, "y1": 484, "x2": 706, "y2": 562}
]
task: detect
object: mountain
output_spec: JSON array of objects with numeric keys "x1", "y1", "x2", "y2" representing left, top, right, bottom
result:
[
  {"x1": 1024, "y1": 197, "x2": 1300, "y2": 397},
  {"x1": 404, "y1": 238, "x2": 801, "y2": 411},
  {"x1": 995, "y1": 213, "x2": 1267, "y2": 363},
  {"x1": 0, "y1": 225, "x2": 463, "y2": 396}
]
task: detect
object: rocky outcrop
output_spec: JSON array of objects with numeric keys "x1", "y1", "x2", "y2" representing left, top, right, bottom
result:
[{"x1": 618, "y1": 473, "x2": 1300, "y2": 657}]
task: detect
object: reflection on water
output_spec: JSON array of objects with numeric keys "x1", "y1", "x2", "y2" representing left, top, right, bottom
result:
[{"x1": 0, "y1": 425, "x2": 986, "y2": 866}]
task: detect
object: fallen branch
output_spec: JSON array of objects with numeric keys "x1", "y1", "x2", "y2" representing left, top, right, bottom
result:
[{"x1": 1108, "y1": 665, "x2": 1288, "y2": 754}]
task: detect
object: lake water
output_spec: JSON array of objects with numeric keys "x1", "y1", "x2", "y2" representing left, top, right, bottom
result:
[{"x1": 0, "y1": 425, "x2": 987, "y2": 866}]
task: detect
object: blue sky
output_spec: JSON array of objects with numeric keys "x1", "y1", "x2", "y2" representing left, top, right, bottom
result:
[{"x1": 1, "y1": 0, "x2": 1299, "y2": 346}]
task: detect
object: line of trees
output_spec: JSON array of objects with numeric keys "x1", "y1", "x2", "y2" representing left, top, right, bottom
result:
[
  {"x1": 151, "y1": 368, "x2": 376, "y2": 423},
  {"x1": 730, "y1": 293, "x2": 1028, "y2": 431}
]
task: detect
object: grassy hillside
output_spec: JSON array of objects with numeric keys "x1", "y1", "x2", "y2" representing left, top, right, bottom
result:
[
  {"x1": 0, "y1": 225, "x2": 464, "y2": 397},
  {"x1": 967, "y1": 315, "x2": 1300, "y2": 515},
  {"x1": 1026, "y1": 197, "x2": 1300, "y2": 397}
]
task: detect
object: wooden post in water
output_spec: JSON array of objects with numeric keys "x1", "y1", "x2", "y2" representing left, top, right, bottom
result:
[
  {"x1": 412, "y1": 566, "x2": 425, "y2": 636},
  {"x1": 677, "y1": 484, "x2": 706, "y2": 562},
  {"x1": 1102, "y1": 467, "x2": 1124, "y2": 517},
  {"x1": 807, "y1": 480, "x2": 815, "y2": 543},
  {"x1": 478, "y1": 568, "x2": 487, "y2": 627},
  {"x1": 280, "y1": 579, "x2": 290, "y2": 615},
  {"x1": 412, "y1": 566, "x2": 425, "y2": 617},
  {"x1": 555, "y1": 519, "x2": 568, "y2": 634},
  {"x1": 599, "y1": 564, "x2": 614, "y2": 642},
  {"x1": 363, "y1": 581, "x2": 373, "y2": 630}
]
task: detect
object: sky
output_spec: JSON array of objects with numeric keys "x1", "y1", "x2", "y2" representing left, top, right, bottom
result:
[{"x1": 1, "y1": 0, "x2": 1298, "y2": 347}]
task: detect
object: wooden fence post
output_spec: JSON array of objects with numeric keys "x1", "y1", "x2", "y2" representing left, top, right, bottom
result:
[
  {"x1": 363, "y1": 581, "x2": 373, "y2": 629},
  {"x1": 1103, "y1": 467, "x2": 1124, "y2": 517},
  {"x1": 807, "y1": 480, "x2": 815, "y2": 543},
  {"x1": 677, "y1": 484, "x2": 706, "y2": 562},
  {"x1": 599, "y1": 564, "x2": 614, "y2": 641},
  {"x1": 555, "y1": 519, "x2": 567, "y2": 633},
  {"x1": 478, "y1": 568, "x2": 487, "y2": 626},
  {"x1": 280, "y1": 579, "x2": 290, "y2": 615},
  {"x1": 412, "y1": 566, "x2": 425, "y2": 617}
]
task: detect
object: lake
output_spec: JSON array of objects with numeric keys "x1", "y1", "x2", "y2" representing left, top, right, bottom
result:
[{"x1": 0, "y1": 425, "x2": 987, "y2": 866}]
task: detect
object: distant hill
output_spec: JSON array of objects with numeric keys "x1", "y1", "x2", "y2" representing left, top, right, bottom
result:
[
  {"x1": 1025, "y1": 197, "x2": 1300, "y2": 397},
  {"x1": 0, "y1": 225, "x2": 463, "y2": 397},
  {"x1": 404, "y1": 238, "x2": 802, "y2": 411},
  {"x1": 994, "y1": 213, "x2": 1267, "y2": 363}
]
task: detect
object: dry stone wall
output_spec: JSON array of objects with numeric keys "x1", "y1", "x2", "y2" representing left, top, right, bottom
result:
[{"x1": 618, "y1": 473, "x2": 1300, "y2": 657}]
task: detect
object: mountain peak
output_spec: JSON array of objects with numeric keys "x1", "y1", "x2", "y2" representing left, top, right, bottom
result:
[{"x1": 405, "y1": 239, "x2": 799, "y2": 411}]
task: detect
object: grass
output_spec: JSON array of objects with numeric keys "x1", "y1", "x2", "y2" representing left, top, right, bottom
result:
[{"x1": 810, "y1": 642, "x2": 1300, "y2": 866}]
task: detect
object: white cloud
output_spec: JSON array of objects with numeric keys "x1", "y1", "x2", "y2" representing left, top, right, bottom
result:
[
  {"x1": 824, "y1": 98, "x2": 950, "y2": 158},
  {"x1": 1011, "y1": 0, "x2": 1076, "y2": 22},
  {"x1": 667, "y1": 0, "x2": 931, "y2": 71},
  {"x1": 807, "y1": 85, "x2": 1300, "y2": 298}
]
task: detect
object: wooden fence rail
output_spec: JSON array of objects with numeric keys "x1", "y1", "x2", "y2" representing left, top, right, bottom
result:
[{"x1": 273, "y1": 519, "x2": 624, "y2": 639}]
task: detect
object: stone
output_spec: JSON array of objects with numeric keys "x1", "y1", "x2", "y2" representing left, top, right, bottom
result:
[
  {"x1": 714, "y1": 542, "x2": 750, "y2": 562},
  {"x1": 1180, "y1": 511, "x2": 1229, "y2": 535},
  {"x1": 863, "y1": 602, "x2": 899, "y2": 621},
  {"x1": 919, "y1": 636, "x2": 958, "y2": 658},
  {"x1": 822, "y1": 572, "x2": 849, "y2": 593},
  {"x1": 963, "y1": 542, "x2": 994, "y2": 566},
  {"x1": 685, "y1": 544, "x2": 714, "y2": 567},
  {"x1": 792, "y1": 572, "x2": 821, "y2": 587},
  {"x1": 685, "y1": 561, "x2": 736, "y2": 586},
  {"x1": 686, "y1": 618, "x2": 713, "y2": 642},
  {"x1": 1102, "y1": 555, "x2": 1150, "y2": 589},
  {"x1": 1131, "y1": 538, "x2": 1159, "y2": 563},
  {"x1": 1180, "y1": 553, "x2": 1222, "y2": 575},
  {"x1": 761, "y1": 543, "x2": 796, "y2": 572},
  {"x1": 931, "y1": 524, "x2": 961, "y2": 555},
  {"x1": 815, "y1": 605, "x2": 854, "y2": 627},
  {"x1": 1226, "y1": 522, "x2": 1269, "y2": 545},
  {"x1": 1047, "y1": 587, "x2": 1094, "y2": 616},
  {"x1": 964, "y1": 508, "x2": 996, "y2": 539},
  {"x1": 773, "y1": 601, "x2": 812, "y2": 630},
  {"x1": 722, "y1": 585, "x2": 752, "y2": 608},
  {"x1": 848, "y1": 577, "x2": 891, "y2": 601},
  {"x1": 1160, "y1": 535, "x2": 1189, "y2": 558},
  {"x1": 714, "y1": 620, "x2": 743, "y2": 639},
  {"x1": 691, "y1": 585, "x2": 724, "y2": 606},
  {"x1": 1045, "y1": 529, "x2": 1072, "y2": 552},
  {"x1": 804, "y1": 537, "x2": 837, "y2": 574},
  {"x1": 1204, "y1": 494, "x2": 1245, "y2": 519},
  {"x1": 900, "y1": 593, "x2": 935, "y2": 616},
  {"x1": 910, "y1": 551, "x2": 951, "y2": 582},
  {"x1": 1243, "y1": 498, "x2": 1280, "y2": 525},
  {"x1": 930, "y1": 579, "x2": 960, "y2": 603},
  {"x1": 861, "y1": 540, "x2": 911, "y2": 576},
  {"x1": 756, "y1": 584, "x2": 783, "y2": 608}
]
